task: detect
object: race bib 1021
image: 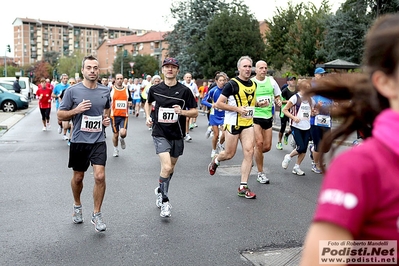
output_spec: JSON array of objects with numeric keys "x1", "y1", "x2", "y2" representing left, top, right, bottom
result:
[{"x1": 80, "y1": 115, "x2": 102, "y2": 132}]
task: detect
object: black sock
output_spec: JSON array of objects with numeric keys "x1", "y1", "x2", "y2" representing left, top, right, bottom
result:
[{"x1": 159, "y1": 176, "x2": 170, "y2": 202}]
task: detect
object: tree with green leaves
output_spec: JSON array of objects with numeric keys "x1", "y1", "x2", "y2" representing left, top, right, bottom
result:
[
  {"x1": 265, "y1": 2, "x2": 303, "y2": 71},
  {"x1": 43, "y1": 51, "x2": 60, "y2": 67},
  {"x1": 166, "y1": 0, "x2": 230, "y2": 79},
  {"x1": 55, "y1": 53, "x2": 84, "y2": 80},
  {"x1": 113, "y1": 53, "x2": 159, "y2": 78},
  {"x1": 286, "y1": 1, "x2": 331, "y2": 76},
  {"x1": 113, "y1": 51, "x2": 135, "y2": 78},
  {"x1": 197, "y1": 8, "x2": 266, "y2": 78},
  {"x1": 367, "y1": 0, "x2": 399, "y2": 17},
  {"x1": 318, "y1": 0, "x2": 370, "y2": 64},
  {"x1": 130, "y1": 55, "x2": 159, "y2": 78}
]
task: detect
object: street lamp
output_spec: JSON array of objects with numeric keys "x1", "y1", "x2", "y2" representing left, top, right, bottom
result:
[{"x1": 4, "y1": 44, "x2": 11, "y2": 77}]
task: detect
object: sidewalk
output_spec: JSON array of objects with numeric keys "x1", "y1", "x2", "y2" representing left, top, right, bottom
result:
[{"x1": 0, "y1": 99, "x2": 38, "y2": 135}]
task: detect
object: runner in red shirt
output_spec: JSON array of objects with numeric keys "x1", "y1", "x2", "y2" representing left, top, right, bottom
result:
[{"x1": 36, "y1": 78, "x2": 53, "y2": 131}]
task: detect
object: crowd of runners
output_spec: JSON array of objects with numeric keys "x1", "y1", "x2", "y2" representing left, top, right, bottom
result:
[
  {"x1": 41, "y1": 52, "x2": 337, "y2": 231},
  {"x1": 29, "y1": 13, "x2": 399, "y2": 266}
]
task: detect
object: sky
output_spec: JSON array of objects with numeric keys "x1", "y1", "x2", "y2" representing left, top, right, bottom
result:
[{"x1": 0, "y1": 0, "x2": 344, "y2": 58}]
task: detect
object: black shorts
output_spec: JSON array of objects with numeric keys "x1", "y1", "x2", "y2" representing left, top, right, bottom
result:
[
  {"x1": 224, "y1": 124, "x2": 252, "y2": 135},
  {"x1": 253, "y1": 117, "x2": 273, "y2": 130},
  {"x1": 153, "y1": 137, "x2": 184, "y2": 158},
  {"x1": 40, "y1": 108, "x2": 51, "y2": 120},
  {"x1": 68, "y1": 142, "x2": 107, "y2": 172}
]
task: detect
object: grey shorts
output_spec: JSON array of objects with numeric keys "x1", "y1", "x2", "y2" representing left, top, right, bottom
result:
[{"x1": 152, "y1": 137, "x2": 184, "y2": 158}]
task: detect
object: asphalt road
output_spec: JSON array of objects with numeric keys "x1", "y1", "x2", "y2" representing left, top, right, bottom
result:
[{"x1": 0, "y1": 106, "x2": 349, "y2": 266}]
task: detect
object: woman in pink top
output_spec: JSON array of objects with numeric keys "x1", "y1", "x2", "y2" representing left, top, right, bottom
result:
[{"x1": 300, "y1": 14, "x2": 399, "y2": 265}]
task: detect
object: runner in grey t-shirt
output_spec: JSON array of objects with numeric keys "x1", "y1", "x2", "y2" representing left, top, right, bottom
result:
[
  {"x1": 60, "y1": 82, "x2": 110, "y2": 144},
  {"x1": 57, "y1": 55, "x2": 111, "y2": 233}
]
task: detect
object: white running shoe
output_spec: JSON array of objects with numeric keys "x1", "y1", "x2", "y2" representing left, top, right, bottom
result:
[
  {"x1": 91, "y1": 212, "x2": 106, "y2": 232},
  {"x1": 113, "y1": 148, "x2": 119, "y2": 157},
  {"x1": 217, "y1": 142, "x2": 225, "y2": 153},
  {"x1": 290, "y1": 138, "x2": 296, "y2": 148},
  {"x1": 205, "y1": 126, "x2": 212, "y2": 139},
  {"x1": 184, "y1": 134, "x2": 192, "y2": 142},
  {"x1": 63, "y1": 135, "x2": 69, "y2": 141},
  {"x1": 282, "y1": 154, "x2": 291, "y2": 169},
  {"x1": 160, "y1": 201, "x2": 172, "y2": 218},
  {"x1": 154, "y1": 187, "x2": 162, "y2": 208},
  {"x1": 120, "y1": 138, "x2": 126, "y2": 149},
  {"x1": 46, "y1": 123, "x2": 51, "y2": 130},
  {"x1": 42, "y1": 126, "x2": 47, "y2": 131},
  {"x1": 257, "y1": 172, "x2": 270, "y2": 184},
  {"x1": 72, "y1": 205, "x2": 83, "y2": 224},
  {"x1": 292, "y1": 165, "x2": 305, "y2": 176},
  {"x1": 58, "y1": 125, "x2": 62, "y2": 134}
]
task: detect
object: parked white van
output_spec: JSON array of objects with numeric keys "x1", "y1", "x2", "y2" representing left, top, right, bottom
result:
[{"x1": 0, "y1": 77, "x2": 33, "y2": 99}]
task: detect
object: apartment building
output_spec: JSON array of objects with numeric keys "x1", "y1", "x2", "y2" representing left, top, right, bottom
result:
[
  {"x1": 12, "y1": 18, "x2": 141, "y2": 67},
  {"x1": 97, "y1": 31, "x2": 169, "y2": 75}
]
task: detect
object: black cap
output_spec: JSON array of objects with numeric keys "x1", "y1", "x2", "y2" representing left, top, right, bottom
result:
[
  {"x1": 287, "y1": 76, "x2": 296, "y2": 81},
  {"x1": 162, "y1": 57, "x2": 179, "y2": 68}
]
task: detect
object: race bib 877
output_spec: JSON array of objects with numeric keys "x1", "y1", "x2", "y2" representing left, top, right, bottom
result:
[{"x1": 158, "y1": 108, "x2": 178, "y2": 123}]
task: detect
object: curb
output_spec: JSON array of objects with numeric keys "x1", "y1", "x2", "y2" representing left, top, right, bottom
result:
[
  {"x1": 0, "y1": 99, "x2": 38, "y2": 135},
  {"x1": 0, "y1": 114, "x2": 26, "y2": 130}
]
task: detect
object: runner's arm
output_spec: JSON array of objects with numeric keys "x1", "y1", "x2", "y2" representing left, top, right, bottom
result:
[
  {"x1": 215, "y1": 94, "x2": 246, "y2": 115},
  {"x1": 179, "y1": 107, "x2": 198, "y2": 118},
  {"x1": 300, "y1": 222, "x2": 352, "y2": 266},
  {"x1": 58, "y1": 100, "x2": 91, "y2": 121},
  {"x1": 144, "y1": 100, "x2": 153, "y2": 125}
]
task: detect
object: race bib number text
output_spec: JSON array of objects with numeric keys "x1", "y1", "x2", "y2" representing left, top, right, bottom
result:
[
  {"x1": 242, "y1": 106, "x2": 254, "y2": 119},
  {"x1": 115, "y1": 100, "x2": 127, "y2": 109},
  {"x1": 81, "y1": 115, "x2": 102, "y2": 132},
  {"x1": 257, "y1": 96, "x2": 271, "y2": 104},
  {"x1": 315, "y1": 115, "x2": 331, "y2": 127},
  {"x1": 158, "y1": 108, "x2": 178, "y2": 123}
]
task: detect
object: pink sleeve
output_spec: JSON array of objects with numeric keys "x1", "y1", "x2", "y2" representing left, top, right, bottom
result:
[{"x1": 313, "y1": 149, "x2": 376, "y2": 237}]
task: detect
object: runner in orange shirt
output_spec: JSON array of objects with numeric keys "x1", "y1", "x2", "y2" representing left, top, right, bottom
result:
[{"x1": 110, "y1": 73, "x2": 132, "y2": 157}]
